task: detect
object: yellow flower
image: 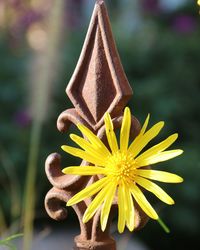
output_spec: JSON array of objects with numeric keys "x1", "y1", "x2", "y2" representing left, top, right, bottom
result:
[
  {"x1": 198, "y1": 0, "x2": 200, "y2": 6},
  {"x1": 62, "y1": 107, "x2": 183, "y2": 233}
]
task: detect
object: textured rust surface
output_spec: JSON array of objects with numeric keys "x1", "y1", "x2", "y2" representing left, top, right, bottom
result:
[{"x1": 45, "y1": 1, "x2": 148, "y2": 249}]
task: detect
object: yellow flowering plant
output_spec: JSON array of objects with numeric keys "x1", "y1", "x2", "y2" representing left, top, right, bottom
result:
[{"x1": 61, "y1": 107, "x2": 183, "y2": 233}]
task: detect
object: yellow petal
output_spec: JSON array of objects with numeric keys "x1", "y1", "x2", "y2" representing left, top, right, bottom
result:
[
  {"x1": 117, "y1": 185, "x2": 126, "y2": 233},
  {"x1": 135, "y1": 133, "x2": 178, "y2": 162},
  {"x1": 128, "y1": 121, "x2": 164, "y2": 158},
  {"x1": 131, "y1": 113, "x2": 150, "y2": 141},
  {"x1": 140, "y1": 114, "x2": 150, "y2": 135},
  {"x1": 77, "y1": 124, "x2": 111, "y2": 156},
  {"x1": 70, "y1": 134, "x2": 108, "y2": 162},
  {"x1": 83, "y1": 184, "x2": 110, "y2": 223},
  {"x1": 100, "y1": 183, "x2": 116, "y2": 231},
  {"x1": 135, "y1": 176, "x2": 175, "y2": 205},
  {"x1": 62, "y1": 166, "x2": 106, "y2": 176},
  {"x1": 61, "y1": 145, "x2": 105, "y2": 166},
  {"x1": 120, "y1": 107, "x2": 131, "y2": 153},
  {"x1": 67, "y1": 177, "x2": 108, "y2": 206},
  {"x1": 104, "y1": 113, "x2": 119, "y2": 153},
  {"x1": 135, "y1": 169, "x2": 183, "y2": 183},
  {"x1": 136, "y1": 149, "x2": 183, "y2": 167},
  {"x1": 124, "y1": 184, "x2": 135, "y2": 231},
  {"x1": 125, "y1": 115, "x2": 150, "y2": 156},
  {"x1": 130, "y1": 183, "x2": 158, "y2": 219}
]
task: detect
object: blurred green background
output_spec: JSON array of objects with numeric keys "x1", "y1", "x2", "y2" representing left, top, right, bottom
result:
[{"x1": 0, "y1": 0, "x2": 200, "y2": 250}]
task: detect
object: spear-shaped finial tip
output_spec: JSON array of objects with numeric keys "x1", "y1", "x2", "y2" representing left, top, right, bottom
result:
[{"x1": 96, "y1": 0, "x2": 105, "y2": 6}]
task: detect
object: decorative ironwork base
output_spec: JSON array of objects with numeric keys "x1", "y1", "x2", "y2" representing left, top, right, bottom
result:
[{"x1": 74, "y1": 236, "x2": 116, "y2": 250}]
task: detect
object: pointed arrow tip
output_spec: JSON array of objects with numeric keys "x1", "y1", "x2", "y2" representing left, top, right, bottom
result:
[{"x1": 96, "y1": 0, "x2": 105, "y2": 6}]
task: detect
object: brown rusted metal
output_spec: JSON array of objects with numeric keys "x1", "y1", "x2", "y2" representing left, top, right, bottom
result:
[{"x1": 45, "y1": 1, "x2": 148, "y2": 249}]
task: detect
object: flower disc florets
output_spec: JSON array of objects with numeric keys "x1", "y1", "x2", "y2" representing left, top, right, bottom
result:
[{"x1": 107, "y1": 152, "x2": 136, "y2": 184}]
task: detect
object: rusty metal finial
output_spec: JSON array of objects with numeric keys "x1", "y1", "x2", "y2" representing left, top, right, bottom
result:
[
  {"x1": 45, "y1": 1, "x2": 147, "y2": 249},
  {"x1": 57, "y1": 0, "x2": 133, "y2": 133}
]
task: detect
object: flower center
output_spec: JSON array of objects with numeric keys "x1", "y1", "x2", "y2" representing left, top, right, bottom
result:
[{"x1": 107, "y1": 151, "x2": 136, "y2": 183}]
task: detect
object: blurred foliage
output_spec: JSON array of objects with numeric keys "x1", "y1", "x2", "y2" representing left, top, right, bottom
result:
[
  {"x1": 0, "y1": 233, "x2": 23, "y2": 250},
  {"x1": 0, "y1": 1, "x2": 200, "y2": 250}
]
